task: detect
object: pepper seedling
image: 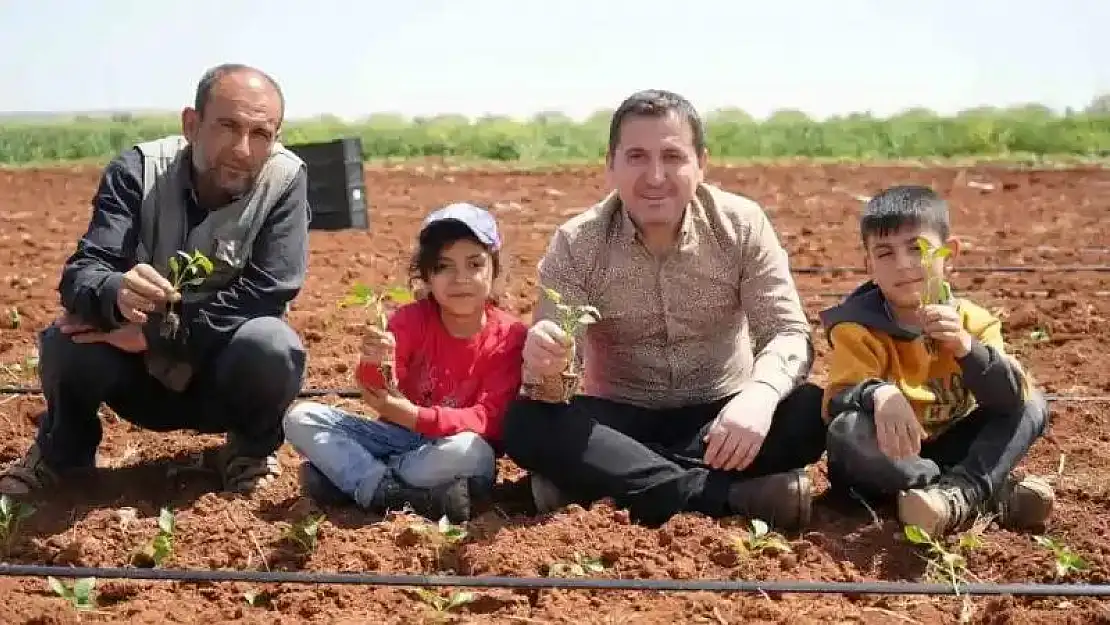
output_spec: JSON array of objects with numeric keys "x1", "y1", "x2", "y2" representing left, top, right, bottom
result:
[
  {"x1": 0, "y1": 494, "x2": 35, "y2": 555},
  {"x1": 341, "y1": 283, "x2": 415, "y2": 395},
  {"x1": 522, "y1": 287, "x2": 600, "y2": 403},
  {"x1": 47, "y1": 576, "x2": 97, "y2": 612},
  {"x1": 915, "y1": 237, "x2": 953, "y2": 306},
  {"x1": 130, "y1": 507, "x2": 176, "y2": 568},
  {"x1": 161, "y1": 250, "x2": 215, "y2": 340}
]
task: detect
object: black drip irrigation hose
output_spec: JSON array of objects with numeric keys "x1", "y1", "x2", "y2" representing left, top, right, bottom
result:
[
  {"x1": 2, "y1": 385, "x2": 1109, "y2": 402},
  {"x1": 791, "y1": 265, "x2": 1110, "y2": 275},
  {"x1": 2, "y1": 564, "x2": 1109, "y2": 597}
]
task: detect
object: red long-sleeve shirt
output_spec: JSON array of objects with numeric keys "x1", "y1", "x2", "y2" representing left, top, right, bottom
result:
[{"x1": 387, "y1": 297, "x2": 527, "y2": 444}]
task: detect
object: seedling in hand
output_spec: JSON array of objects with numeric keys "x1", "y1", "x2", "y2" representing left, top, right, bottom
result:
[
  {"x1": 1033, "y1": 535, "x2": 1088, "y2": 579},
  {"x1": 162, "y1": 250, "x2": 214, "y2": 340},
  {"x1": 915, "y1": 237, "x2": 954, "y2": 307},
  {"x1": 342, "y1": 283, "x2": 415, "y2": 394},
  {"x1": 523, "y1": 287, "x2": 601, "y2": 403},
  {"x1": 47, "y1": 576, "x2": 97, "y2": 612},
  {"x1": 284, "y1": 514, "x2": 325, "y2": 554},
  {"x1": 730, "y1": 518, "x2": 792, "y2": 556},
  {"x1": 130, "y1": 507, "x2": 176, "y2": 568},
  {"x1": 0, "y1": 494, "x2": 35, "y2": 555}
]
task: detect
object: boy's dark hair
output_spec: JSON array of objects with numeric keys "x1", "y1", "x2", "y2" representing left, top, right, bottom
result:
[
  {"x1": 860, "y1": 185, "x2": 950, "y2": 245},
  {"x1": 607, "y1": 89, "x2": 706, "y2": 159},
  {"x1": 409, "y1": 220, "x2": 503, "y2": 300}
]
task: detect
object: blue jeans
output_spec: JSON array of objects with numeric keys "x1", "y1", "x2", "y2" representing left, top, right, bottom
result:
[{"x1": 283, "y1": 401, "x2": 496, "y2": 508}]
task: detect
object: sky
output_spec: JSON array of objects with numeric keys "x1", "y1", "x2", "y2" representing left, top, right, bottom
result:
[{"x1": 1, "y1": 0, "x2": 1107, "y2": 121}]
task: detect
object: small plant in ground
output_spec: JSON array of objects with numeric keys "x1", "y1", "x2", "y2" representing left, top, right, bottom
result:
[
  {"x1": 284, "y1": 514, "x2": 325, "y2": 554},
  {"x1": 730, "y1": 518, "x2": 793, "y2": 556},
  {"x1": 408, "y1": 515, "x2": 468, "y2": 570},
  {"x1": 161, "y1": 250, "x2": 214, "y2": 340},
  {"x1": 546, "y1": 552, "x2": 605, "y2": 577},
  {"x1": 5, "y1": 307, "x2": 19, "y2": 329},
  {"x1": 0, "y1": 494, "x2": 34, "y2": 555},
  {"x1": 412, "y1": 588, "x2": 477, "y2": 617},
  {"x1": 47, "y1": 576, "x2": 97, "y2": 612},
  {"x1": 1029, "y1": 327, "x2": 1050, "y2": 343},
  {"x1": 521, "y1": 287, "x2": 601, "y2": 403},
  {"x1": 243, "y1": 589, "x2": 272, "y2": 608},
  {"x1": 0, "y1": 352, "x2": 39, "y2": 381},
  {"x1": 1033, "y1": 535, "x2": 1089, "y2": 578},
  {"x1": 130, "y1": 507, "x2": 176, "y2": 568},
  {"x1": 342, "y1": 283, "x2": 415, "y2": 395},
  {"x1": 904, "y1": 524, "x2": 983, "y2": 623}
]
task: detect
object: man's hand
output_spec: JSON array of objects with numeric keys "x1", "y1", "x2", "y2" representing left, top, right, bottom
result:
[
  {"x1": 117, "y1": 264, "x2": 179, "y2": 323},
  {"x1": 69, "y1": 323, "x2": 148, "y2": 354},
  {"x1": 920, "y1": 304, "x2": 972, "y2": 357},
  {"x1": 873, "y1": 384, "x2": 925, "y2": 460},
  {"x1": 360, "y1": 326, "x2": 396, "y2": 365},
  {"x1": 703, "y1": 383, "x2": 779, "y2": 471},
  {"x1": 522, "y1": 319, "x2": 572, "y2": 377}
]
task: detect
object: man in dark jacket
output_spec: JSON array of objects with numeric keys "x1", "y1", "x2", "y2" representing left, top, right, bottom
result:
[{"x1": 0, "y1": 63, "x2": 309, "y2": 497}]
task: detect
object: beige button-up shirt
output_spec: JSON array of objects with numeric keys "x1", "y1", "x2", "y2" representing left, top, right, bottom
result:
[{"x1": 530, "y1": 183, "x2": 813, "y2": 409}]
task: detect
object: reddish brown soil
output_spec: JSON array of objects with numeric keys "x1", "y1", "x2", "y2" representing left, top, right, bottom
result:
[{"x1": 0, "y1": 162, "x2": 1108, "y2": 624}]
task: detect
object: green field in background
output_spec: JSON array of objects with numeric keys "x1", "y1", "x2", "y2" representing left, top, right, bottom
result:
[{"x1": 1, "y1": 106, "x2": 1107, "y2": 166}]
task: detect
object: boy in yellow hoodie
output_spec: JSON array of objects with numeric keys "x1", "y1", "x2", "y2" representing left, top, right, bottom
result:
[{"x1": 820, "y1": 185, "x2": 1054, "y2": 538}]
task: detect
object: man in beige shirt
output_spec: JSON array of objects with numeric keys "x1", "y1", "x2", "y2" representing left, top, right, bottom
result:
[{"x1": 501, "y1": 90, "x2": 826, "y2": 531}]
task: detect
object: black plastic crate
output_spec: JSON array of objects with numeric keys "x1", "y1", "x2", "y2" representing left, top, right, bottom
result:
[{"x1": 286, "y1": 137, "x2": 369, "y2": 231}]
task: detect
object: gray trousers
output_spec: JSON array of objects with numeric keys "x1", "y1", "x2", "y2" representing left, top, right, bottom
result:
[
  {"x1": 825, "y1": 392, "x2": 1049, "y2": 503},
  {"x1": 34, "y1": 317, "x2": 306, "y2": 469}
]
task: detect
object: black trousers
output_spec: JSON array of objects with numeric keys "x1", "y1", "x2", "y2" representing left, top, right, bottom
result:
[
  {"x1": 825, "y1": 392, "x2": 1050, "y2": 503},
  {"x1": 501, "y1": 382, "x2": 827, "y2": 526},
  {"x1": 34, "y1": 317, "x2": 307, "y2": 469}
]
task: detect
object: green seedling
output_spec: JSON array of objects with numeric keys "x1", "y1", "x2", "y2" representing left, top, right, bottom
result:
[
  {"x1": 342, "y1": 283, "x2": 415, "y2": 396},
  {"x1": 412, "y1": 588, "x2": 476, "y2": 616},
  {"x1": 284, "y1": 514, "x2": 325, "y2": 554},
  {"x1": 130, "y1": 507, "x2": 176, "y2": 568},
  {"x1": 1029, "y1": 327, "x2": 1050, "y2": 343},
  {"x1": 904, "y1": 524, "x2": 982, "y2": 622},
  {"x1": 0, "y1": 353, "x2": 37, "y2": 382},
  {"x1": 0, "y1": 494, "x2": 35, "y2": 555},
  {"x1": 730, "y1": 518, "x2": 793, "y2": 556},
  {"x1": 544, "y1": 287, "x2": 601, "y2": 340},
  {"x1": 243, "y1": 589, "x2": 272, "y2": 608},
  {"x1": 408, "y1": 515, "x2": 468, "y2": 568},
  {"x1": 546, "y1": 552, "x2": 605, "y2": 577},
  {"x1": 522, "y1": 287, "x2": 601, "y2": 403},
  {"x1": 1033, "y1": 535, "x2": 1089, "y2": 579},
  {"x1": 47, "y1": 576, "x2": 97, "y2": 612},
  {"x1": 915, "y1": 237, "x2": 954, "y2": 307},
  {"x1": 162, "y1": 249, "x2": 215, "y2": 340},
  {"x1": 6, "y1": 307, "x2": 19, "y2": 329}
]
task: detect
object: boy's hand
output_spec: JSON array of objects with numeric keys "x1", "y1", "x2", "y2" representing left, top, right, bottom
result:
[
  {"x1": 873, "y1": 384, "x2": 926, "y2": 460},
  {"x1": 920, "y1": 304, "x2": 972, "y2": 357},
  {"x1": 360, "y1": 326, "x2": 396, "y2": 365}
]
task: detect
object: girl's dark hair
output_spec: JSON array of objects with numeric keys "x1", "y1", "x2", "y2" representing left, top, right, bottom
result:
[{"x1": 408, "y1": 220, "x2": 506, "y2": 303}]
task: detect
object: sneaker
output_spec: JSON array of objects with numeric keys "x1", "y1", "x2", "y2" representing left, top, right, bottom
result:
[
  {"x1": 726, "y1": 467, "x2": 813, "y2": 532},
  {"x1": 898, "y1": 473, "x2": 1055, "y2": 537},
  {"x1": 530, "y1": 474, "x2": 574, "y2": 514},
  {"x1": 897, "y1": 479, "x2": 975, "y2": 538},
  {"x1": 370, "y1": 471, "x2": 472, "y2": 524},
  {"x1": 0, "y1": 443, "x2": 61, "y2": 497},
  {"x1": 298, "y1": 462, "x2": 354, "y2": 506},
  {"x1": 995, "y1": 474, "x2": 1055, "y2": 531}
]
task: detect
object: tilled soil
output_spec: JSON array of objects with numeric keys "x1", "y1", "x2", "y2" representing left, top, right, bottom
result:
[{"x1": 0, "y1": 162, "x2": 1107, "y2": 624}]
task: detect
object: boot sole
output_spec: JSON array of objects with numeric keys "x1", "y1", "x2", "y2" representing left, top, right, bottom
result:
[{"x1": 897, "y1": 489, "x2": 945, "y2": 537}]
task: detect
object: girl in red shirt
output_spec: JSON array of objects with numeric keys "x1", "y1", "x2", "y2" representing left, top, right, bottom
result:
[{"x1": 284, "y1": 203, "x2": 527, "y2": 522}]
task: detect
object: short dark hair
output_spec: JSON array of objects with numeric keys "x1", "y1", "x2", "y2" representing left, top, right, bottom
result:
[
  {"x1": 194, "y1": 63, "x2": 285, "y2": 121},
  {"x1": 409, "y1": 219, "x2": 502, "y2": 286},
  {"x1": 860, "y1": 185, "x2": 950, "y2": 245},
  {"x1": 607, "y1": 89, "x2": 706, "y2": 158}
]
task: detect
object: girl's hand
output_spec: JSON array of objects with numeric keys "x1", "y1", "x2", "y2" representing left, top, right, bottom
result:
[{"x1": 360, "y1": 326, "x2": 396, "y2": 364}]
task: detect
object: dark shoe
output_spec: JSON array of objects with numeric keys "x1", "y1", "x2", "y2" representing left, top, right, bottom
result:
[
  {"x1": 370, "y1": 471, "x2": 472, "y2": 524},
  {"x1": 0, "y1": 443, "x2": 61, "y2": 497},
  {"x1": 726, "y1": 467, "x2": 813, "y2": 532},
  {"x1": 298, "y1": 462, "x2": 353, "y2": 506}
]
